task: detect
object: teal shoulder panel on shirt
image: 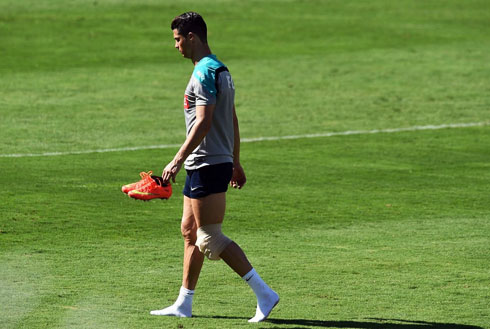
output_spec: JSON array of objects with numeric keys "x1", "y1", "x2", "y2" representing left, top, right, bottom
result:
[{"x1": 192, "y1": 55, "x2": 226, "y2": 95}]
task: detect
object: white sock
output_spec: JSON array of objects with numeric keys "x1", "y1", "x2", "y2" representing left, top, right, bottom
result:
[
  {"x1": 242, "y1": 268, "x2": 279, "y2": 323},
  {"x1": 150, "y1": 286, "x2": 194, "y2": 317}
]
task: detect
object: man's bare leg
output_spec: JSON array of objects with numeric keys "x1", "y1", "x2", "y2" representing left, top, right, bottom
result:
[
  {"x1": 192, "y1": 192, "x2": 279, "y2": 322},
  {"x1": 219, "y1": 242, "x2": 252, "y2": 276},
  {"x1": 150, "y1": 197, "x2": 203, "y2": 317},
  {"x1": 181, "y1": 196, "x2": 204, "y2": 290}
]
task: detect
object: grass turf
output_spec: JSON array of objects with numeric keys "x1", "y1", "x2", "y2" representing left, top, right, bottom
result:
[
  {"x1": 1, "y1": 129, "x2": 489, "y2": 328},
  {"x1": 1, "y1": 0, "x2": 489, "y2": 154},
  {"x1": 1, "y1": 0, "x2": 489, "y2": 328}
]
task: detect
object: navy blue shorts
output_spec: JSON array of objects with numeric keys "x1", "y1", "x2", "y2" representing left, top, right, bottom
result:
[{"x1": 183, "y1": 162, "x2": 233, "y2": 199}]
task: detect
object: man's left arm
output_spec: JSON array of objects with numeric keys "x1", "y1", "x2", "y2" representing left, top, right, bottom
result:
[{"x1": 162, "y1": 104, "x2": 215, "y2": 183}]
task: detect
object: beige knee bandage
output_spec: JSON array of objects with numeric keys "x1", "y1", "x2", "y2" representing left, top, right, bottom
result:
[{"x1": 195, "y1": 224, "x2": 232, "y2": 260}]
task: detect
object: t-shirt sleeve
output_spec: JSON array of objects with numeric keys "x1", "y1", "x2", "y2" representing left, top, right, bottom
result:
[{"x1": 193, "y1": 67, "x2": 217, "y2": 106}]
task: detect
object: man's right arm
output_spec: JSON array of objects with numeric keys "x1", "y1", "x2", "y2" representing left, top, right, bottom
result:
[{"x1": 230, "y1": 105, "x2": 246, "y2": 189}]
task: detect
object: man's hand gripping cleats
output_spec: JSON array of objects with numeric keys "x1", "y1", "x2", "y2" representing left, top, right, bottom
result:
[
  {"x1": 121, "y1": 171, "x2": 153, "y2": 194},
  {"x1": 128, "y1": 176, "x2": 172, "y2": 201}
]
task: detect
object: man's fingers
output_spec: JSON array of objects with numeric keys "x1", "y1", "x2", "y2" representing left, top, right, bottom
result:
[
  {"x1": 230, "y1": 179, "x2": 244, "y2": 189},
  {"x1": 162, "y1": 171, "x2": 171, "y2": 184}
]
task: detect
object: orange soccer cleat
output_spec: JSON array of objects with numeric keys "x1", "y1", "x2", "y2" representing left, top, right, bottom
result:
[
  {"x1": 122, "y1": 171, "x2": 154, "y2": 194},
  {"x1": 128, "y1": 176, "x2": 172, "y2": 201}
]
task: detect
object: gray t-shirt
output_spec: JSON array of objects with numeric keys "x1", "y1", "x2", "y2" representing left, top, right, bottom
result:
[{"x1": 183, "y1": 55, "x2": 235, "y2": 170}]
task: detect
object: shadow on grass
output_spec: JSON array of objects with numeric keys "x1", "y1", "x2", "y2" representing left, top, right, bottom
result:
[{"x1": 196, "y1": 316, "x2": 483, "y2": 329}]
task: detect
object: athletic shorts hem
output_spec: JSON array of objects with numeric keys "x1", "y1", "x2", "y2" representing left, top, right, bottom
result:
[{"x1": 183, "y1": 162, "x2": 233, "y2": 199}]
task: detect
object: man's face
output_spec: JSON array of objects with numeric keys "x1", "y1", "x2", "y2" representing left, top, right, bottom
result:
[{"x1": 173, "y1": 29, "x2": 191, "y2": 58}]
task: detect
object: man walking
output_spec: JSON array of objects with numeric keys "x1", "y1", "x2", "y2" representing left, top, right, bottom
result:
[{"x1": 150, "y1": 12, "x2": 279, "y2": 323}]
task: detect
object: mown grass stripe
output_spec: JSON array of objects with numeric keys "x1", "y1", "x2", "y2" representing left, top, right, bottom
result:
[{"x1": 1, "y1": 121, "x2": 488, "y2": 158}]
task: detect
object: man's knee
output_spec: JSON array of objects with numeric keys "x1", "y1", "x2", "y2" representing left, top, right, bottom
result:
[
  {"x1": 181, "y1": 219, "x2": 197, "y2": 244},
  {"x1": 195, "y1": 224, "x2": 232, "y2": 260}
]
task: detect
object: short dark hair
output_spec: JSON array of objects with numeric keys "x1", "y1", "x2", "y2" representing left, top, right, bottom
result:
[{"x1": 171, "y1": 12, "x2": 208, "y2": 44}]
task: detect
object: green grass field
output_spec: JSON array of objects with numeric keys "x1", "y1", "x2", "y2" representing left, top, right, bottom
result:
[{"x1": 1, "y1": 0, "x2": 489, "y2": 328}]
